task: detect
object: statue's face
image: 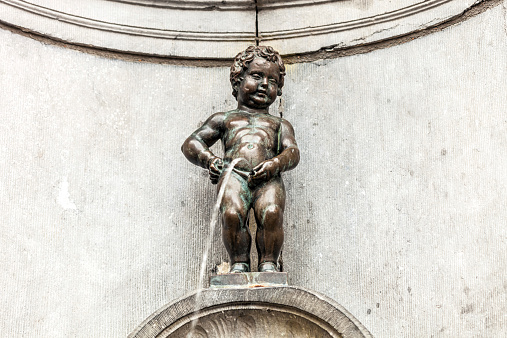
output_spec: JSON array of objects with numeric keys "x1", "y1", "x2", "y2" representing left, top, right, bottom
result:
[{"x1": 237, "y1": 57, "x2": 280, "y2": 109}]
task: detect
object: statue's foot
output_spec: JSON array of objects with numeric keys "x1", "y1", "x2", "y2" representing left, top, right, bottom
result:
[
  {"x1": 258, "y1": 262, "x2": 279, "y2": 272},
  {"x1": 230, "y1": 262, "x2": 250, "y2": 273}
]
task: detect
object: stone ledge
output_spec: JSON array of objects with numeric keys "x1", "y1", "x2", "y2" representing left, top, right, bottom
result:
[{"x1": 210, "y1": 272, "x2": 288, "y2": 288}]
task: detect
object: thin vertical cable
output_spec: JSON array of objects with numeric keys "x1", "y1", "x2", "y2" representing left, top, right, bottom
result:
[{"x1": 254, "y1": 0, "x2": 259, "y2": 45}]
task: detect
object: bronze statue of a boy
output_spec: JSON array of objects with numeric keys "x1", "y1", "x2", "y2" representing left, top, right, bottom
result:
[{"x1": 182, "y1": 46, "x2": 299, "y2": 273}]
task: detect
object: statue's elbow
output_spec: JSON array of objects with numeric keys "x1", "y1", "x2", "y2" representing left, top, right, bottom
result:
[
  {"x1": 293, "y1": 148, "x2": 300, "y2": 167},
  {"x1": 287, "y1": 147, "x2": 300, "y2": 169},
  {"x1": 181, "y1": 140, "x2": 188, "y2": 157},
  {"x1": 181, "y1": 140, "x2": 188, "y2": 156},
  {"x1": 181, "y1": 137, "x2": 194, "y2": 160}
]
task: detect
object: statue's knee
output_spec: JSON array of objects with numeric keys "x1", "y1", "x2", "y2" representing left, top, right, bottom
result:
[
  {"x1": 262, "y1": 205, "x2": 283, "y2": 223},
  {"x1": 222, "y1": 209, "x2": 243, "y2": 227}
]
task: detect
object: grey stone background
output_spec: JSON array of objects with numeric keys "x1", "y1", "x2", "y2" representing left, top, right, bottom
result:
[{"x1": 1, "y1": 2, "x2": 507, "y2": 337}]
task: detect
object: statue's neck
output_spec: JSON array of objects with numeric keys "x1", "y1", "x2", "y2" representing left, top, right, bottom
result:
[{"x1": 237, "y1": 103, "x2": 270, "y2": 115}]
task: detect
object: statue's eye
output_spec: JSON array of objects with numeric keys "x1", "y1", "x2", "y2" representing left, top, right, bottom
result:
[
  {"x1": 269, "y1": 78, "x2": 277, "y2": 84},
  {"x1": 251, "y1": 74, "x2": 261, "y2": 79}
]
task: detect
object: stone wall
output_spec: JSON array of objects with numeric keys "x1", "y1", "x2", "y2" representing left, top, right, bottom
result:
[{"x1": 1, "y1": 2, "x2": 507, "y2": 336}]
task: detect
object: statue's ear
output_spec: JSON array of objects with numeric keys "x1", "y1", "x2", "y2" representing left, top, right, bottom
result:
[
  {"x1": 277, "y1": 88, "x2": 282, "y2": 96},
  {"x1": 232, "y1": 77, "x2": 243, "y2": 96}
]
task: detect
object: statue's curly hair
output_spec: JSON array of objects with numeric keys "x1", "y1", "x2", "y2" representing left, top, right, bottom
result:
[{"x1": 230, "y1": 45, "x2": 285, "y2": 99}]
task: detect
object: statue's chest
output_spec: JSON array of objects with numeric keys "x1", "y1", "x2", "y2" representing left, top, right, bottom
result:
[{"x1": 225, "y1": 116, "x2": 278, "y2": 135}]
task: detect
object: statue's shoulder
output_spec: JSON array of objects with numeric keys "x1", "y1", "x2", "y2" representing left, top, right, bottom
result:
[
  {"x1": 205, "y1": 110, "x2": 243, "y2": 128},
  {"x1": 209, "y1": 111, "x2": 227, "y2": 118},
  {"x1": 204, "y1": 111, "x2": 227, "y2": 125},
  {"x1": 269, "y1": 115, "x2": 289, "y2": 125},
  {"x1": 223, "y1": 109, "x2": 240, "y2": 116},
  {"x1": 273, "y1": 115, "x2": 285, "y2": 123},
  {"x1": 278, "y1": 117, "x2": 296, "y2": 133},
  {"x1": 279, "y1": 117, "x2": 293, "y2": 125}
]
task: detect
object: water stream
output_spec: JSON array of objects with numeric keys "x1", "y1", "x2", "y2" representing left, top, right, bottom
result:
[{"x1": 187, "y1": 158, "x2": 243, "y2": 336}]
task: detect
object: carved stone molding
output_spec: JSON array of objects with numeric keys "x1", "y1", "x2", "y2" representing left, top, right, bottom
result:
[
  {"x1": 0, "y1": 0, "x2": 256, "y2": 58},
  {"x1": 129, "y1": 286, "x2": 372, "y2": 337},
  {"x1": 106, "y1": 0, "x2": 339, "y2": 10},
  {"x1": 258, "y1": 0, "x2": 481, "y2": 55},
  {"x1": 106, "y1": 0, "x2": 255, "y2": 10},
  {"x1": 0, "y1": 0, "x2": 485, "y2": 59}
]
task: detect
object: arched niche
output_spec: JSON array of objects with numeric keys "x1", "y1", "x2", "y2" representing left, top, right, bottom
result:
[{"x1": 0, "y1": 0, "x2": 481, "y2": 59}]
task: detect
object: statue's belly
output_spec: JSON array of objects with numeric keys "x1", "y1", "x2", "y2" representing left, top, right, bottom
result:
[{"x1": 225, "y1": 142, "x2": 271, "y2": 171}]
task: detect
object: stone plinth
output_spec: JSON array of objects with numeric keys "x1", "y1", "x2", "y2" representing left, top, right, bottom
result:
[
  {"x1": 210, "y1": 272, "x2": 288, "y2": 288},
  {"x1": 129, "y1": 285, "x2": 372, "y2": 337}
]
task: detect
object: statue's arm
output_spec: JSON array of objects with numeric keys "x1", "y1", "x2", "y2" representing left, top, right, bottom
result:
[
  {"x1": 274, "y1": 119, "x2": 300, "y2": 173},
  {"x1": 181, "y1": 113, "x2": 224, "y2": 170}
]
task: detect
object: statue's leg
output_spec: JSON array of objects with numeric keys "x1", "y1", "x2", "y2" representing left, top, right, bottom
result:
[
  {"x1": 253, "y1": 176, "x2": 286, "y2": 271},
  {"x1": 218, "y1": 172, "x2": 252, "y2": 270}
]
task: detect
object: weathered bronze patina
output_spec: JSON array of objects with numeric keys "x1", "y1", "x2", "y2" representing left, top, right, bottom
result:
[{"x1": 182, "y1": 46, "x2": 299, "y2": 273}]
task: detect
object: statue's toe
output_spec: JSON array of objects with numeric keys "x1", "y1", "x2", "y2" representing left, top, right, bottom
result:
[
  {"x1": 230, "y1": 262, "x2": 250, "y2": 273},
  {"x1": 258, "y1": 262, "x2": 279, "y2": 272}
]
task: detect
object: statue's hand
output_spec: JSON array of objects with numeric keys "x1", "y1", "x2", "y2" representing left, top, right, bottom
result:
[
  {"x1": 249, "y1": 159, "x2": 279, "y2": 187},
  {"x1": 208, "y1": 157, "x2": 223, "y2": 184}
]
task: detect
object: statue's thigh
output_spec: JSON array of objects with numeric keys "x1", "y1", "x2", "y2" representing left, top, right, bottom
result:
[
  {"x1": 219, "y1": 174, "x2": 252, "y2": 216},
  {"x1": 253, "y1": 178, "x2": 286, "y2": 224}
]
